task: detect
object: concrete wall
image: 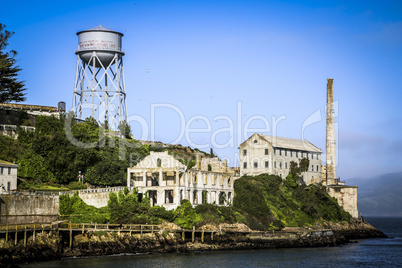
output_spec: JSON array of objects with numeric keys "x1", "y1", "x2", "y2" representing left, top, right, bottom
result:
[
  {"x1": 0, "y1": 194, "x2": 59, "y2": 224},
  {"x1": 327, "y1": 185, "x2": 358, "y2": 218},
  {"x1": 75, "y1": 187, "x2": 126, "y2": 208}
]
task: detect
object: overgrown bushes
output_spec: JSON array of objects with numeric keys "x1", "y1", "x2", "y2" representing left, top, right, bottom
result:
[
  {"x1": 1, "y1": 114, "x2": 209, "y2": 189},
  {"x1": 59, "y1": 190, "x2": 243, "y2": 229},
  {"x1": 59, "y1": 174, "x2": 352, "y2": 231},
  {"x1": 59, "y1": 193, "x2": 109, "y2": 223},
  {"x1": 232, "y1": 174, "x2": 351, "y2": 230}
]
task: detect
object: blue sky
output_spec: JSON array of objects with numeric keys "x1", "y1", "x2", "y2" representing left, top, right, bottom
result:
[{"x1": 2, "y1": 0, "x2": 402, "y2": 179}]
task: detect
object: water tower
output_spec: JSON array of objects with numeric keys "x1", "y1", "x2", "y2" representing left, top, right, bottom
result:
[{"x1": 72, "y1": 25, "x2": 128, "y2": 130}]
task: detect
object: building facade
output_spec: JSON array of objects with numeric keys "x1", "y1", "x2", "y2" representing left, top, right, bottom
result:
[
  {"x1": 0, "y1": 160, "x2": 19, "y2": 193},
  {"x1": 239, "y1": 133, "x2": 322, "y2": 185},
  {"x1": 127, "y1": 151, "x2": 239, "y2": 210},
  {"x1": 0, "y1": 103, "x2": 61, "y2": 139}
]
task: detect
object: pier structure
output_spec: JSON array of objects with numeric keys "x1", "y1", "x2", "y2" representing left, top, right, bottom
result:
[{"x1": 0, "y1": 222, "x2": 333, "y2": 249}]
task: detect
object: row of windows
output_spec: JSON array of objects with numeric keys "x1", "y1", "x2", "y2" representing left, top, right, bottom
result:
[
  {"x1": 244, "y1": 162, "x2": 320, "y2": 172},
  {"x1": 243, "y1": 149, "x2": 269, "y2": 156},
  {"x1": 0, "y1": 167, "x2": 12, "y2": 175},
  {"x1": 242, "y1": 149, "x2": 319, "y2": 160},
  {"x1": 274, "y1": 149, "x2": 319, "y2": 159}
]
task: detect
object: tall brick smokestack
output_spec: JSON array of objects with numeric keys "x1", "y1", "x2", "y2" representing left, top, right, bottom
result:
[{"x1": 326, "y1": 78, "x2": 336, "y2": 183}]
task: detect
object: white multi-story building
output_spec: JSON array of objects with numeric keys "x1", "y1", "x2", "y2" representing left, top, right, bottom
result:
[
  {"x1": 0, "y1": 160, "x2": 19, "y2": 193},
  {"x1": 127, "y1": 151, "x2": 239, "y2": 210},
  {"x1": 239, "y1": 133, "x2": 322, "y2": 185}
]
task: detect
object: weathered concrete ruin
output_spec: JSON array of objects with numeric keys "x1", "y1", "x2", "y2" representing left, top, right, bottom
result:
[
  {"x1": 0, "y1": 194, "x2": 59, "y2": 224},
  {"x1": 127, "y1": 151, "x2": 239, "y2": 210},
  {"x1": 0, "y1": 103, "x2": 61, "y2": 139}
]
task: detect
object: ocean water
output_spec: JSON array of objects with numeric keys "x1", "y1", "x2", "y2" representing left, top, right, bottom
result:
[{"x1": 22, "y1": 217, "x2": 402, "y2": 268}]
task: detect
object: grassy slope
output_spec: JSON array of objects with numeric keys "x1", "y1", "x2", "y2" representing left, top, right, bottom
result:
[{"x1": 233, "y1": 174, "x2": 352, "y2": 230}]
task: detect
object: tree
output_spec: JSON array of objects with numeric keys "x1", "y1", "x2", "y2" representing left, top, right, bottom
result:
[
  {"x1": 287, "y1": 157, "x2": 310, "y2": 185},
  {"x1": 107, "y1": 188, "x2": 151, "y2": 223},
  {"x1": 299, "y1": 158, "x2": 309, "y2": 173},
  {"x1": 0, "y1": 23, "x2": 26, "y2": 103},
  {"x1": 118, "y1": 120, "x2": 132, "y2": 139}
]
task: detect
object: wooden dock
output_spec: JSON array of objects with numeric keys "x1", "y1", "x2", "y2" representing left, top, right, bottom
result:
[
  {"x1": 0, "y1": 222, "x2": 245, "y2": 248},
  {"x1": 0, "y1": 223, "x2": 332, "y2": 249}
]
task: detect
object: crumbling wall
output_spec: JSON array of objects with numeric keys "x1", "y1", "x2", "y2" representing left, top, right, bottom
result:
[
  {"x1": 0, "y1": 194, "x2": 59, "y2": 224},
  {"x1": 327, "y1": 186, "x2": 358, "y2": 218},
  {"x1": 75, "y1": 187, "x2": 125, "y2": 208},
  {"x1": 77, "y1": 191, "x2": 110, "y2": 208}
]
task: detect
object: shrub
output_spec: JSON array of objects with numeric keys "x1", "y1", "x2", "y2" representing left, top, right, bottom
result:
[
  {"x1": 174, "y1": 200, "x2": 203, "y2": 229},
  {"x1": 68, "y1": 181, "x2": 87, "y2": 190}
]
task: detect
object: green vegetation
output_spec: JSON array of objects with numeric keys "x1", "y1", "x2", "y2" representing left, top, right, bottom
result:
[
  {"x1": 0, "y1": 135, "x2": 24, "y2": 163},
  {"x1": 59, "y1": 188, "x2": 242, "y2": 229},
  {"x1": 108, "y1": 187, "x2": 151, "y2": 224},
  {"x1": 233, "y1": 174, "x2": 351, "y2": 230},
  {"x1": 173, "y1": 200, "x2": 242, "y2": 229},
  {"x1": 7, "y1": 113, "x2": 145, "y2": 187},
  {"x1": 17, "y1": 179, "x2": 70, "y2": 191},
  {"x1": 0, "y1": 23, "x2": 26, "y2": 103},
  {"x1": 118, "y1": 120, "x2": 132, "y2": 139},
  {"x1": 59, "y1": 192, "x2": 109, "y2": 223},
  {"x1": 67, "y1": 181, "x2": 88, "y2": 190},
  {"x1": 286, "y1": 158, "x2": 310, "y2": 187},
  {"x1": 59, "y1": 174, "x2": 351, "y2": 231},
  {"x1": 1, "y1": 113, "x2": 207, "y2": 189}
]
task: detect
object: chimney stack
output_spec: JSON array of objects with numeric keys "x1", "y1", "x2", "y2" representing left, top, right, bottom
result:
[
  {"x1": 326, "y1": 78, "x2": 336, "y2": 184},
  {"x1": 196, "y1": 153, "x2": 201, "y2": 169}
]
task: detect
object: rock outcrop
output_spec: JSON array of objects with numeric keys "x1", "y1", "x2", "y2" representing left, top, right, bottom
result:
[{"x1": 0, "y1": 219, "x2": 387, "y2": 266}]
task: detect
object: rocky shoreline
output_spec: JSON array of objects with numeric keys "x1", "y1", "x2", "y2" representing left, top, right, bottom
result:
[{"x1": 0, "y1": 219, "x2": 387, "y2": 267}]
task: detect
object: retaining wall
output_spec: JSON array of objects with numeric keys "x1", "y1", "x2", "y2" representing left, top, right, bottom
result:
[
  {"x1": 75, "y1": 187, "x2": 126, "y2": 208},
  {"x1": 0, "y1": 194, "x2": 59, "y2": 224}
]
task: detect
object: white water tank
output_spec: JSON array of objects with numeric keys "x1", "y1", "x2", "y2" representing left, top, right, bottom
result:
[{"x1": 76, "y1": 25, "x2": 124, "y2": 67}]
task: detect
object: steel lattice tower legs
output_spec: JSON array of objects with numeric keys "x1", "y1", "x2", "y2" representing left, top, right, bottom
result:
[{"x1": 72, "y1": 51, "x2": 127, "y2": 130}]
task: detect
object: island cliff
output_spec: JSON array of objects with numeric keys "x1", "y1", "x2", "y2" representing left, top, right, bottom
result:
[{"x1": 0, "y1": 218, "x2": 386, "y2": 266}]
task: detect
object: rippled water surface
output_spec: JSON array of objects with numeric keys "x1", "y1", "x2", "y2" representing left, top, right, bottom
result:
[{"x1": 22, "y1": 217, "x2": 402, "y2": 268}]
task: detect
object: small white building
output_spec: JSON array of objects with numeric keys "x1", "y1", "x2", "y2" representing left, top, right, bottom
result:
[
  {"x1": 239, "y1": 133, "x2": 322, "y2": 185},
  {"x1": 0, "y1": 160, "x2": 19, "y2": 193},
  {"x1": 127, "y1": 151, "x2": 239, "y2": 210}
]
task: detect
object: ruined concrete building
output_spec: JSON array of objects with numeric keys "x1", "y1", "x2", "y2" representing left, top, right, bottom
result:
[
  {"x1": 239, "y1": 133, "x2": 322, "y2": 185},
  {"x1": 0, "y1": 103, "x2": 64, "y2": 139},
  {"x1": 127, "y1": 151, "x2": 239, "y2": 210}
]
